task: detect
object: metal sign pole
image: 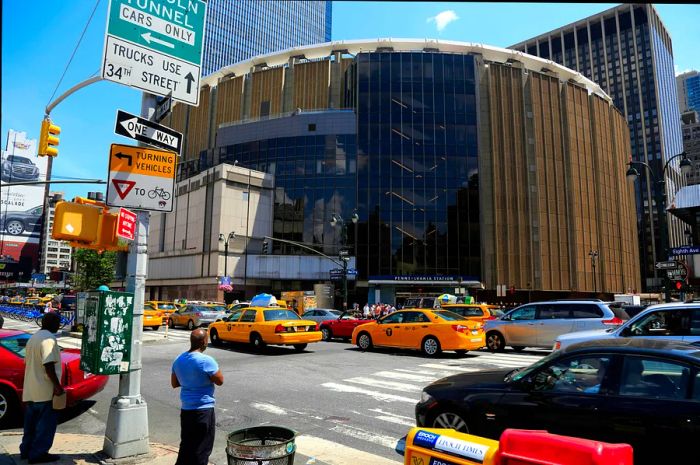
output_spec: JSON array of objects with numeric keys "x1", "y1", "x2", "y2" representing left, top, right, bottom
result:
[{"x1": 103, "y1": 93, "x2": 156, "y2": 458}]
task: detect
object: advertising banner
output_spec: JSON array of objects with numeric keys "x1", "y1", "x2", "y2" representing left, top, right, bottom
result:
[{"x1": 0, "y1": 130, "x2": 49, "y2": 277}]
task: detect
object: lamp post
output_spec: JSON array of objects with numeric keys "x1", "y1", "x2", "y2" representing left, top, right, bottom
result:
[
  {"x1": 218, "y1": 232, "x2": 236, "y2": 277},
  {"x1": 588, "y1": 250, "x2": 599, "y2": 294},
  {"x1": 626, "y1": 151, "x2": 692, "y2": 300},
  {"x1": 330, "y1": 211, "x2": 359, "y2": 310}
]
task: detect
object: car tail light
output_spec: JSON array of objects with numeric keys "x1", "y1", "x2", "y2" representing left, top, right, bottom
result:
[
  {"x1": 485, "y1": 315, "x2": 497, "y2": 320},
  {"x1": 275, "y1": 324, "x2": 285, "y2": 333},
  {"x1": 553, "y1": 341, "x2": 561, "y2": 350},
  {"x1": 602, "y1": 317, "x2": 624, "y2": 325},
  {"x1": 451, "y1": 325, "x2": 469, "y2": 333},
  {"x1": 195, "y1": 312, "x2": 203, "y2": 317},
  {"x1": 314, "y1": 323, "x2": 319, "y2": 331}
]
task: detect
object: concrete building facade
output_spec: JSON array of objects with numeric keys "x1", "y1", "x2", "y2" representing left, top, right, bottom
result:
[{"x1": 154, "y1": 39, "x2": 640, "y2": 305}]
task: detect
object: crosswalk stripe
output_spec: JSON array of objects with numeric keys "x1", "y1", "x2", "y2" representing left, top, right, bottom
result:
[
  {"x1": 295, "y1": 435, "x2": 402, "y2": 465},
  {"x1": 329, "y1": 424, "x2": 402, "y2": 450},
  {"x1": 345, "y1": 377, "x2": 423, "y2": 392},
  {"x1": 321, "y1": 383, "x2": 416, "y2": 403},
  {"x1": 470, "y1": 354, "x2": 543, "y2": 363},
  {"x1": 420, "y1": 363, "x2": 480, "y2": 372},
  {"x1": 373, "y1": 371, "x2": 437, "y2": 383},
  {"x1": 373, "y1": 415, "x2": 415, "y2": 427},
  {"x1": 394, "y1": 368, "x2": 457, "y2": 378}
]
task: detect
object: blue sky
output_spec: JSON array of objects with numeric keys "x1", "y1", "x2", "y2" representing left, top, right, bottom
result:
[{"x1": 2, "y1": 2, "x2": 699, "y2": 201}]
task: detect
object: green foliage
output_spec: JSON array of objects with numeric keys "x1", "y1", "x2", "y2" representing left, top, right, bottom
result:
[{"x1": 73, "y1": 249, "x2": 117, "y2": 291}]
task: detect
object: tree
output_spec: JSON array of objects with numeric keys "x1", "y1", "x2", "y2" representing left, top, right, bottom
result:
[{"x1": 73, "y1": 249, "x2": 117, "y2": 291}]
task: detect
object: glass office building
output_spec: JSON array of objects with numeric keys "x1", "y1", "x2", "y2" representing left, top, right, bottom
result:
[
  {"x1": 160, "y1": 40, "x2": 640, "y2": 303},
  {"x1": 203, "y1": 0, "x2": 332, "y2": 76},
  {"x1": 677, "y1": 71, "x2": 700, "y2": 113},
  {"x1": 511, "y1": 4, "x2": 685, "y2": 290}
]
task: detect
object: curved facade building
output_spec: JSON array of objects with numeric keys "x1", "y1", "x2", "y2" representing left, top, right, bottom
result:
[{"x1": 159, "y1": 39, "x2": 640, "y2": 303}]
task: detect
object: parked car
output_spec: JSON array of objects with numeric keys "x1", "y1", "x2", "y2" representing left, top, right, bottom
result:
[
  {"x1": 1, "y1": 155, "x2": 40, "y2": 182},
  {"x1": 0, "y1": 205, "x2": 43, "y2": 236},
  {"x1": 440, "y1": 304, "x2": 504, "y2": 324},
  {"x1": 145, "y1": 301, "x2": 178, "y2": 324},
  {"x1": 168, "y1": 304, "x2": 227, "y2": 329},
  {"x1": 301, "y1": 308, "x2": 343, "y2": 325},
  {"x1": 0, "y1": 329, "x2": 108, "y2": 427},
  {"x1": 143, "y1": 307, "x2": 163, "y2": 330},
  {"x1": 484, "y1": 300, "x2": 626, "y2": 352},
  {"x1": 207, "y1": 306, "x2": 322, "y2": 352},
  {"x1": 318, "y1": 311, "x2": 375, "y2": 341},
  {"x1": 351, "y1": 309, "x2": 485, "y2": 357},
  {"x1": 415, "y1": 337, "x2": 700, "y2": 465},
  {"x1": 554, "y1": 302, "x2": 700, "y2": 351}
]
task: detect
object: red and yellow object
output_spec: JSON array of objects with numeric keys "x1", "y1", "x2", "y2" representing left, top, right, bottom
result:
[{"x1": 52, "y1": 197, "x2": 128, "y2": 252}]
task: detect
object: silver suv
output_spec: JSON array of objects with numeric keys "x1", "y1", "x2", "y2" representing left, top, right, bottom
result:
[
  {"x1": 168, "y1": 304, "x2": 228, "y2": 330},
  {"x1": 554, "y1": 302, "x2": 700, "y2": 351},
  {"x1": 484, "y1": 300, "x2": 625, "y2": 352}
]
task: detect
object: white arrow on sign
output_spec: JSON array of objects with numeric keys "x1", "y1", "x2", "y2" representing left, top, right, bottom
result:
[
  {"x1": 142, "y1": 32, "x2": 174, "y2": 49},
  {"x1": 120, "y1": 117, "x2": 179, "y2": 150}
]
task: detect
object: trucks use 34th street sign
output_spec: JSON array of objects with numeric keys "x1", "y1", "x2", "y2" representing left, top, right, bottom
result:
[{"x1": 101, "y1": 0, "x2": 206, "y2": 106}]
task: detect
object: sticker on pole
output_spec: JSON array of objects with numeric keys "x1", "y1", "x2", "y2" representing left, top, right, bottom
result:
[{"x1": 106, "y1": 143, "x2": 177, "y2": 212}]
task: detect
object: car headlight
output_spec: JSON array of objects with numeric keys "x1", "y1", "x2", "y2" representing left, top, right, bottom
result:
[{"x1": 420, "y1": 390, "x2": 434, "y2": 403}]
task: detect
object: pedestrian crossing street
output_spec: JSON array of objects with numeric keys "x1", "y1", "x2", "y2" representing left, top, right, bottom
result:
[
  {"x1": 1, "y1": 319, "x2": 193, "y2": 348},
  {"x1": 321, "y1": 351, "x2": 547, "y2": 404}
]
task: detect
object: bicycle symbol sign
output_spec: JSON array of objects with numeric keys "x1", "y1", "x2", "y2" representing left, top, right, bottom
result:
[{"x1": 107, "y1": 143, "x2": 177, "y2": 212}]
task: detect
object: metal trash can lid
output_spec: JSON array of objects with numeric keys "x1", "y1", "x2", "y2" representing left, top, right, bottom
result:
[{"x1": 227, "y1": 426, "x2": 296, "y2": 460}]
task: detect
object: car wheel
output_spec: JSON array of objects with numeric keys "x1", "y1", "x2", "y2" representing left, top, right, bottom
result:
[
  {"x1": 293, "y1": 344, "x2": 307, "y2": 352},
  {"x1": 152, "y1": 325, "x2": 159, "y2": 331},
  {"x1": 210, "y1": 329, "x2": 221, "y2": 346},
  {"x1": 6, "y1": 220, "x2": 24, "y2": 235},
  {"x1": 357, "y1": 332, "x2": 373, "y2": 351},
  {"x1": 321, "y1": 327, "x2": 332, "y2": 341},
  {"x1": 511, "y1": 346, "x2": 525, "y2": 352},
  {"x1": 454, "y1": 349, "x2": 468, "y2": 356},
  {"x1": 431, "y1": 411, "x2": 469, "y2": 433},
  {"x1": 187, "y1": 320, "x2": 195, "y2": 330},
  {"x1": 168, "y1": 318, "x2": 175, "y2": 329},
  {"x1": 486, "y1": 331, "x2": 505, "y2": 352},
  {"x1": 422, "y1": 336, "x2": 442, "y2": 357},
  {"x1": 251, "y1": 333, "x2": 266, "y2": 352},
  {"x1": 0, "y1": 386, "x2": 19, "y2": 428}
]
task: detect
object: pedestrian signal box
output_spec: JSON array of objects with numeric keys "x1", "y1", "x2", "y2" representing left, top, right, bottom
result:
[{"x1": 52, "y1": 201, "x2": 101, "y2": 243}]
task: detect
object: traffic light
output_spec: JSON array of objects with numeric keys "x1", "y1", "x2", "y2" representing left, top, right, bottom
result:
[
  {"x1": 38, "y1": 117, "x2": 61, "y2": 157},
  {"x1": 262, "y1": 240, "x2": 269, "y2": 254}
]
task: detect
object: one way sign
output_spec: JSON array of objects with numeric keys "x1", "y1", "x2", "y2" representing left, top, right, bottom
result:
[{"x1": 114, "y1": 109, "x2": 182, "y2": 154}]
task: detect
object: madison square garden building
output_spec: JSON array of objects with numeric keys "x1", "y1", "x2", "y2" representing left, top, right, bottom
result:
[{"x1": 150, "y1": 39, "x2": 640, "y2": 305}]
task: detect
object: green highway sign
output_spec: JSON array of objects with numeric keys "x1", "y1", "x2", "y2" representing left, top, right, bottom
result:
[{"x1": 101, "y1": 0, "x2": 207, "y2": 106}]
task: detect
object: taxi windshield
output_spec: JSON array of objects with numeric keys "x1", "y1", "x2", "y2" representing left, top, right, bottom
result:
[
  {"x1": 264, "y1": 310, "x2": 302, "y2": 321},
  {"x1": 158, "y1": 304, "x2": 176, "y2": 310},
  {"x1": 432, "y1": 310, "x2": 469, "y2": 321}
]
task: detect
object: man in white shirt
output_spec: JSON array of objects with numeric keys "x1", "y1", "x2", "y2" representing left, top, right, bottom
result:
[{"x1": 20, "y1": 312, "x2": 64, "y2": 463}]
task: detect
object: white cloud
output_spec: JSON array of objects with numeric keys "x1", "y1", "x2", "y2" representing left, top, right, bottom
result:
[
  {"x1": 427, "y1": 10, "x2": 459, "y2": 32},
  {"x1": 675, "y1": 64, "x2": 694, "y2": 77}
]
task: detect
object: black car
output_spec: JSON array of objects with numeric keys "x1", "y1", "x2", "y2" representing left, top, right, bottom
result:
[
  {"x1": 416, "y1": 338, "x2": 700, "y2": 465},
  {"x1": 0, "y1": 205, "x2": 43, "y2": 236},
  {"x1": 1, "y1": 154, "x2": 40, "y2": 182}
]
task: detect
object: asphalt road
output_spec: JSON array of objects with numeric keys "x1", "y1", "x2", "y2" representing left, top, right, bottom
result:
[{"x1": 2, "y1": 320, "x2": 548, "y2": 464}]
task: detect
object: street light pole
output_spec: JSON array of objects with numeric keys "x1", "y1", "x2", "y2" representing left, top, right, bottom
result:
[
  {"x1": 627, "y1": 152, "x2": 692, "y2": 302},
  {"x1": 330, "y1": 212, "x2": 358, "y2": 311},
  {"x1": 218, "y1": 232, "x2": 236, "y2": 277},
  {"x1": 589, "y1": 250, "x2": 599, "y2": 294}
]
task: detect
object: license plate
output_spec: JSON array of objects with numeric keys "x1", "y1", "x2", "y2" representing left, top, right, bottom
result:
[{"x1": 297, "y1": 326, "x2": 306, "y2": 332}]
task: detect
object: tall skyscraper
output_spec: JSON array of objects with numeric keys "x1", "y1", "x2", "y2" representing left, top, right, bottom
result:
[
  {"x1": 677, "y1": 70, "x2": 700, "y2": 113},
  {"x1": 202, "y1": 0, "x2": 332, "y2": 76},
  {"x1": 511, "y1": 4, "x2": 685, "y2": 290}
]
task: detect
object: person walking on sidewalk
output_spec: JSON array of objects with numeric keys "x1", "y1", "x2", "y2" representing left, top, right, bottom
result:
[
  {"x1": 20, "y1": 312, "x2": 64, "y2": 464},
  {"x1": 171, "y1": 328, "x2": 224, "y2": 465}
]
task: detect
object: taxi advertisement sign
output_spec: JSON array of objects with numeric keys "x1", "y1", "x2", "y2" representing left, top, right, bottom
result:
[{"x1": 106, "y1": 143, "x2": 177, "y2": 212}]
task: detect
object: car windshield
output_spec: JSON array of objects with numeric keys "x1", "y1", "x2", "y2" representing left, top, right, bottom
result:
[
  {"x1": 506, "y1": 351, "x2": 561, "y2": 383},
  {"x1": 8, "y1": 156, "x2": 31, "y2": 164},
  {"x1": 264, "y1": 310, "x2": 301, "y2": 321},
  {"x1": 0, "y1": 334, "x2": 30, "y2": 358},
  {"x1": 206, "y1": 306, "x2": 227, "y2": 312},
  {"x1": 158, "y1": 304, "x2": 176, "y2": 310},
  {"x1": 432, "y1": 310, "x2": 469, "y2": 321}
]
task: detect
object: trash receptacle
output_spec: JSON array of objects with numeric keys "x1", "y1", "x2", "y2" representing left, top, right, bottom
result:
[{"x1": 226, "y1": 426, "x2": 296, "y2": 465}]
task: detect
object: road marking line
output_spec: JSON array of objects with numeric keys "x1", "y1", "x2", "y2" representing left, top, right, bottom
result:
[
  {"x1": 420, "y1": 363, "x2": 480, "y2": 372},
  {"x1": 250, "y1": 402, "x2": 288, "y2": 415},
  {"x1": 368, "y1": 408, "x2": 414, "y2": 421},
  {"x1": 321, "y1": 383, "x2": 415, "y2": 403},
  {"x1": 345, "y1": 377, "x2": 423, "y2": 392},
  {"x1": 295, "y1": 435, "x2": 402, "y2": 465},
  {"x1": 373, "y1": 371, "x2": 436, "y2": 382},
  {"x1": 374, "y1": 415, "x2": 415, "y2": 427},
  {"x1": 394, "y1": 368, "x2": 454, "y2": 377},
  {"x1": 329, "y1": 424, "x2": 401, "y2": 449}
]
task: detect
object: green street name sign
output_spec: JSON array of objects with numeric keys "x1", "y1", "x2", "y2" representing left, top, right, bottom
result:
[{"x1": 102, "y1": 0, "x2": 207, "y2": 106}]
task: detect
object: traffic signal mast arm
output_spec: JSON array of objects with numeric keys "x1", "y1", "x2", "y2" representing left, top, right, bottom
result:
[{"x1": 262, "y1": 236, "x2": 345, "y2": 267}]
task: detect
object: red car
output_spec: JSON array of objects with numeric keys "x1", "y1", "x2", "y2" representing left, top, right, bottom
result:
[
  {"x1": 0, "y1": 329, "x2": 108, "y2": 427},
  {"x1": 319, "y1": 312, "x2": 375, "y2": 341}
]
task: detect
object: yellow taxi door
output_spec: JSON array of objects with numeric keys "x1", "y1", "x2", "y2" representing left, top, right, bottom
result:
[
  {"x1": 399, "y1": 311, "x2": 433, "y2": 349},
  {"x1": 221, "y1": 310, "x2": 244, "y2": 340},
  {"x1": 373, "y1": 312, "x2": 405, "y2": 347},
  {"x1": 233, "y1": 309, "x2": 258, "y2": 342}
]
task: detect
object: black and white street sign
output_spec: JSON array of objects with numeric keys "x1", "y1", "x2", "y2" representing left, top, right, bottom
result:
[
  {"x1": 114, "y1": 110, "x2": 182, "y2": 153},
  {"x1": 655, "y1": 260, "x2": 680, "y2": 270}
]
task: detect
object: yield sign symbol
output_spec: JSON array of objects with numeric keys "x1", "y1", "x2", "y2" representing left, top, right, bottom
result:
[{"x1": 112, "y1": 179, "x2": 136, "y2": 199}]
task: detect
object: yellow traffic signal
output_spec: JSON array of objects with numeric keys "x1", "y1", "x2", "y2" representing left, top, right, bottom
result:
[
  {"x1": 96, "y1": 211, "x2": 128, "y2": 252},
  {"x1": 39, "y1": 118, "x2": 61, "y2": 157},
  {"x1": 52, "y1": 201, "x2": 101, "y2": 243}
]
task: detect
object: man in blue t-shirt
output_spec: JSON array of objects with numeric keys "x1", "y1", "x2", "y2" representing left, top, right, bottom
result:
[{"x1": 171, "y1": 328, "x2": 224, "y2": 465}]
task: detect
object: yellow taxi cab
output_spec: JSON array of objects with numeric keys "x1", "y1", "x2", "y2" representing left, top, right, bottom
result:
[
  {"x1": 143, "y1": 308, "x2": 163, "y2": 330},
  {"x1": 440, "y1": 303, "x2": 504, "y2": 324},
  {"x1": 351, "y1": 309, "x2": 485, "y2": 356},
  {"x1": 208, "y1": 306, "x2": 322, "y2": 352},
  {"x1": 146, "y1": 301, "x2": 179, "y2": 324}
]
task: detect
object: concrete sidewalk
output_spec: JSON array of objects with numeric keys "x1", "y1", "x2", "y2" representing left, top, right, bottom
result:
[{"x1": 0, "y1": 432, "x2": 341, "y2": 465}]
